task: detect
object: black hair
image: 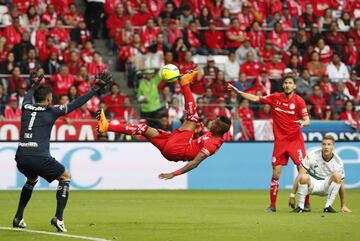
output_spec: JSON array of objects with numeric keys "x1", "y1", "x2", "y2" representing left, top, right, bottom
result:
[
  {"x1": 219, "y1": 116, "x2": 231, "y2": 126},
  {"x1": 216, "y1": 115, "x2": 232, "y2": 136},
  {"x1": 34, "y1": 84, "x2": 52, "y2": 102},
  {"x1": 283, "y1": 76, "x2": 296, "y2": 84}
]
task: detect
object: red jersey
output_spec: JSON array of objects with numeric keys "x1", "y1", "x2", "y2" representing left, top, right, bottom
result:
[
  {"x1": 348, "y1": 30, "x2": 360, "y2": 48},
  {"x1": 265, "y1": 62, "x2": 285, "y2": 79},
  {"x1": 140, "y1": 27, "x2": 158, "y2": 48},
  {"x1": 52, "y1": 73, "x2": 76, "y2": 96},
  {"x1": 346, "y1": 80, "x2": 360, "y2": 99},
  {"x1": 268, "y1": 30, "x2": 288, "y2": 51},
  {"x1": 226, "y1": 28, "x2": 246, "y2": 49},
  {"x1": 204, "y1": 30, "x2": 225, "y2": 50},
  {"x1": 49, "y1": 28, "x2": 69, "y2": 44},
  {"x1": 132, "y1": 13, "x2": 152, "y2": 27},
  {"x1": 259, "y1": 92, "x2": 308, "y2": 141},
  {"x1": 87, "y1": 61, "x2": 107, "y2": 75},
  {"x1": 237, "y1": 106, "x2": 255, "y2": 140},
  {"x1": 186, "y1": 132, "x2": 224, "y2": 160},
  {"x1": 103, "y1": 93, "x2": 125, "y2": 117},
  {"x1": 241, "y1": 61, "x2": 261, "y2": 78},
  {"x1": 4, "y1": 106, "x2": 22, "y2": 120},
  {"x1": 247, "y1": 30, "x2": 265, "y2": 51}
]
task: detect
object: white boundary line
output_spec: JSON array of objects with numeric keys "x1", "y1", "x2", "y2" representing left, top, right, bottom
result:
[{"x1": 0, "y1": 227, "x2": 111, "y2": 241}]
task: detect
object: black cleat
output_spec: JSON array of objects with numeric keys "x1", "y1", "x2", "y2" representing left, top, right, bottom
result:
[
  {"x1": 323, "y1": 206, "x2": 337, "y2": 213},
  {"x1": 291, "y1": 206, "x2": 304, "y2": 213},
  {"x1": 13, "y1": 217, "x2": 26, "y2": 228},
  {"x1": 303, "y1": 204, "x2": 311, "y2": 212},
  {"x1": 265, "y1": 206, "x2": 276, "y2": 213},
  {"x1": 51, "y1": 217, "x2": 67, "y2": 232}
]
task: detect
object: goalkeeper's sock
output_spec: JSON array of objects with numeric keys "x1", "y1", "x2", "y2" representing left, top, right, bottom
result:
[
  {"x1": 15, "y1": 179, "x2": 38, "y2": 219},
  {"x1": 108, "y1": 122, "x2": 148, "y2": 135},
  {"x1": 182, "y1": 84, "x2": 199, "y2": 122},
  {"x1": 55, "y1": 180, "x2": 70, "y2": 221},
  {"x1": 297, "y1": 183, "x2": 308, "y2": 209},
  {"x1": 325, "y1": 182, "x2": 341, "y2": 208},
  {"x1": 269, "y1": 177, "x2": 279, "y2": 209}
]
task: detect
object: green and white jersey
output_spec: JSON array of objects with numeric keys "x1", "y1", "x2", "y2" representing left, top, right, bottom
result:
[{"x1": 301, "y1": 149, "x2": 345, "y2": 180}]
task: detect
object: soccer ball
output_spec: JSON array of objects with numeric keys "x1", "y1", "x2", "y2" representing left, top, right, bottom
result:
[{"x1": 161, "y1": 64, "x2": 180, "y2": 83}]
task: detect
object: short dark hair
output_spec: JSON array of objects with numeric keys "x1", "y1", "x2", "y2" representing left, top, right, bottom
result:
[
  {"x1": 323, "y1": 135, "x2": 335, "y2": 144},
  {"x1": 283, "y1": 76, "x2": 296, "y2": 84},
  {"x1": 34, "y1": 84, "x2": 52, "y2": 102},
  {"x1": 217, "y1": 116, "x2": 231, "y2": 135}
]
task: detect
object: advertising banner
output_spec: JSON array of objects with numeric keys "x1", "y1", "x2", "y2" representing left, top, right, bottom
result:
[{"x1": 0, "y1": 142, "x2": 359, "y2": 190}]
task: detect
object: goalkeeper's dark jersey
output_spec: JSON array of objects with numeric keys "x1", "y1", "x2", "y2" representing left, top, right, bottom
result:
[{"x1": 16, "y1": 87, "x2": 95, "y2": 157}]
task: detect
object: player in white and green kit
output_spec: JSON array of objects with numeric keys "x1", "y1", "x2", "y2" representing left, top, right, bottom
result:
[{"x1": 289, "y1": 135, "x2": 352, "y2": 213}]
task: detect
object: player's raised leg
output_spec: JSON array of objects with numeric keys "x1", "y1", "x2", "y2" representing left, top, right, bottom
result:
[
  {"x1": 178, "y1": 70, "x2": 200, "y2": 131},
  {"x1": 96, "y1": 108, "x2": 160, "y2": 139},
  {"x1": 13, "y1": 177, "x2": 39, "y2": 228}
]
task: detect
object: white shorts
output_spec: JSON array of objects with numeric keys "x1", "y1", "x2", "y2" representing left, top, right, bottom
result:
[{"x1": 308, "y1": 176, "x2": 331, "y2": 196}]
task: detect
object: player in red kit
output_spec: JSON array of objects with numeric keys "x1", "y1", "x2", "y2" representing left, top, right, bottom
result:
[
  {"x1": 97, "y1": 70, "x2": 231, "y2": 179},
  {"x1": 228, "y1": 76, "x2": 311, "y2": 212}
]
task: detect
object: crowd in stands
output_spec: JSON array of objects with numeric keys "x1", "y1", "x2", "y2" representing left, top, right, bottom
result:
[{"x1": 0, "y1": 0, "x2": 359, "y2": 141}]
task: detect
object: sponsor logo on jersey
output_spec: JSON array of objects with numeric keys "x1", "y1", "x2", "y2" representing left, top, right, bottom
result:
[
  {"x1": 24, "y1": 104, "x2": 46, "y2": 111},
  {"x1": 289, "y1": 103, "x2": 295, "y2": 110},
  {"x1": 274, "y1": 107, "x2": 295, "y2": 115},
  {"x1": 18, "y1": 142, "x2": 38, "y2": 147}
]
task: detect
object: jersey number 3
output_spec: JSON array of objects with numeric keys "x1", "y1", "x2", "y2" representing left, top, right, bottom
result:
[{"x1": 28, "y1": 112, "x2": 37, "y2": 130}]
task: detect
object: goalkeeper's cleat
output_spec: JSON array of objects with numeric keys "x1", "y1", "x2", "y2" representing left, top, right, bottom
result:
[
  {"x1": 323, "y1": 206, "x2": 337, "y2": 213},
  {"x1": 265, "y1": 206, "x2": 276, "y2": 213},
  {"x1": 96, "y1": 108, "x2": 109, "y2": 133},
  {"x1": 180, "y1": 70, "x2": 199, "y2": 86},
  {"x1": 291, "y1": 207, "x2": 304, "y2": 213},
  {"x1": 13, "y1": 217, "x2": 26, "y2": 228},
  {"x1": 303, "y1": 204, "x2": 311, "y2": 212},
  {"x1": 51, "y1": 217, "x2": 67, "y2": 232}
]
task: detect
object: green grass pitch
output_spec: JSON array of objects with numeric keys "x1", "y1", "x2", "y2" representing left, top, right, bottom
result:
[{"x1": 0, "y1": 190, "x2": 359, "y2": 241}]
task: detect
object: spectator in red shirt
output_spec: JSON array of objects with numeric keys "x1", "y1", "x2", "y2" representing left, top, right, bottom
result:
[
  {"x1": 87, "y1": 51, "x2": 108, "y2": 75},
  {"x1": 236, "y1": 2, "x2": 254, "y2": 29},
  {"x1": 52, "y1": 64, "x2": 76, "y2": 97},
  {"x1": 212, "y1": 97, "x2": 232, "y2": 120},
  {"x1": 2, "y1": 18, "x2": 24, "y2": 48},
  {"x1": 247, "y1": 21, "x2": 265, "y2": 52},
  {"x1": 268, "y1": 21, "x2": 289, "y2": 52},
  {"x1": 259, "y1": 39, "x2": 276, "y2": 64},
  {"x1": 41, "y1": 3, "x2": 57, "y2": 26},
  {"x1": 325, "y1": 21, "x2": 347, "y2": 54},
  {"x1": 64, "y1": 3, "x2": 84, "y2": 27},
  {"x1": 308, "y1": 84, "x2": 327, "y2": 119},
  {"x1": 76, "y1": 65, "x2": 92, "y2": 95},
  {"x1": 66, "y1": 51, "x2": 82, "y2": 75},
  {"x1": 306, "y1": 51, "x2": 327, "y2": 77},
  {"x1": 210, "y1": 71, "x2": 227, "y2": 98},
  {"x1": 118, "y1": 96, "x2": 137, "y2": 122},
  {"x1": 203, "y1": 56, "x2": 220, "y2": 82},
  {"x1": 183, "y1": 20, "x2": 208, "y2": 55},
  {"x1": 348, "y1": 18, "x2": 360, "y2": 48},
  {"x1": 241, "y1": 51, "x2": 261, "y2": 79},
  {"x1": 346, "y1": 70, "x2": 360, "y2": 104},
  {"x1": 4, "y1": 95, "x2": 21, "y2": 120},
  {"x1": 7, "y1": 66, "x2": 26, "y2": 95},
  {"x1": 106, "y1": 4, "x2": 129, "y2": 40},
  {"x1": 103, "y1": 83, "x2": 125, "y2": 118},
  {"x1": 343, "y1": 37, "x2": 359, "y2": 67},
  {"x1": 204, "y1": 20, "x2": 225, "y2": 55},
  {"x1": 226, "y1": 18, "x2": 246, "y2": 51},
  {"x1": 266, "y1": 53, "x2": 286, "y2": 92},
  {"x1": 237, "y1": 98, "x2": 254, "y2": 140},
  {"x1": 340, "y1": 101, "x2": 360, "y2": 130},
  {"x1": 206, "y1": 0, "x2": 223, "y2": 19},
  {"x1": 132, "y1": 2, "x2": 152, "y2": 27},
  {"x1": 30, "y1": 22, "x2": 48, "y2": 51},
  {"x1": 314, "y1": 38, "x2": 332, "y2": 63},
  {"x1": 49, "y1": 19, "x2": 70, "y2": 49},
  {"x1": 311, "y1": 0, "x2": 339, "y2": 18},
  {"x1": 252, "y1": 68, "x2": 272, "y2": 96},
  {"x1": 257, "y1": 103, "x2": 272, "y2": 119},
  {"x1": 140, "y1": 18, "x2": 158, "y2": 48},
  {"x1": 319, "y1": 73, "x2": 336, "y2": 102},
  {"x1": 166, "y1": 19, "x2": 183, "y2": 47}
]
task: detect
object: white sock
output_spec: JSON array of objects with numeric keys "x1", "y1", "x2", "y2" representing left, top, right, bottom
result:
[
  {"x1": 297, "y1": 183, "x2": 308, "y2": 209},
  {"x1": 325, "y1": 182, "x2": 341, "y2": 208}
]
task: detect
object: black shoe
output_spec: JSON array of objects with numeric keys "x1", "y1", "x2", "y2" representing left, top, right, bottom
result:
[
  {"x1": 51, "y1": 217, "x2": 67, "y2": 232},
  {"x1": 303, "y1": 205, "x2": 311, "y2": 212},
  {"x1": 13, "y1": 217, "x2": 26, "y2": 228},
  {"x1": 323, "y1": 206, "x2": 337, "y2": 213},
  {"x1": 265, "y1": 206, "x2": 276, "y2": 212},
  {"x1": 291, "y1": 206, "x2": 304, "y2": 213}
]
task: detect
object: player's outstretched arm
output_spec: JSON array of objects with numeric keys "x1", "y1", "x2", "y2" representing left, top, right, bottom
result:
[
  {"x1": 22, "y1": 71, "x2": 44, "y2": 107},
  {"x1": 158, "y1": 153, "x2": 207, "y2": 180},
  {"x1": 227, "y1": 83, "x2": 260, "y2": 102},
  {"x1": 66, "y1": 71, "x2": 113, "y2": 114},
  {"x1": 288, "y1": 165, "x2": 307, "y2": 208},
  {"x1": 339, "y1": 181, "x2": 352, "y2": 212}
]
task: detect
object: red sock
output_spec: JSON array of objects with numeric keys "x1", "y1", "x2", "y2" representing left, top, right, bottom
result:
[
  {"x1": 108, "y1": 122, "x2": 148, "y2": 135},
  {"x1": 182, "y1": 84, "x2": 199, "y2": 122},
  {"x1": 304, "y1": 195, "x2": 310, "y2": 206},
  {"x1": 270, "y1": 177, "x2": 279, "y2": 209}
]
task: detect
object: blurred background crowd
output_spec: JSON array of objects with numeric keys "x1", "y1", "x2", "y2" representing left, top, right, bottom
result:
[{"x1": 0, "y1": 0, "x2": 359, "y2": 141}]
